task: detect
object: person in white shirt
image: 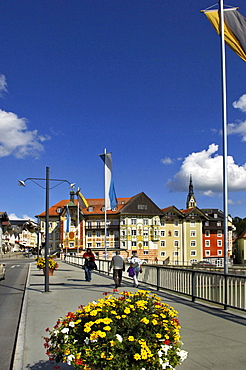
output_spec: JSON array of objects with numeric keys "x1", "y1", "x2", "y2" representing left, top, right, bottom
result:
[
  {"x1": 130, "y1": 251, "x2": 143, "y2": 288},
  {"x1": 110, "y1": 251, "x2": 125, "y2": 288}
]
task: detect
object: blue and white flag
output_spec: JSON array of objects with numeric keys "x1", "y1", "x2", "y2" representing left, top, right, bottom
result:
[
  {"x1": 66, "y1": 205, "x2": 70, "y2": 233},
  {"x1": 99, "y1": 152, "x2": 118, "y2": 210}
]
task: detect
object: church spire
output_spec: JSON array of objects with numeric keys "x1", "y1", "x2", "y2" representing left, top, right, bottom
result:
[{"x1": 186, "y1": 174, "x2": 196, "y2": 209}]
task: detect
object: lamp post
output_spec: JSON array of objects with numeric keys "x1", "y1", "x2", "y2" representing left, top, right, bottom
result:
[{"x1": 18, "y1": 166, "x2": 75, "y2": 292}]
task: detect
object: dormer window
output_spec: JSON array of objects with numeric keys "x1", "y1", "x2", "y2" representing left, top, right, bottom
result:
[{"x1": 88, "y1": 206, "x2": 94, "y2": 212}]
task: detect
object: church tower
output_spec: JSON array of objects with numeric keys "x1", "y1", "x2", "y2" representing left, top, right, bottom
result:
[{"x1": 186, "y1": 174, "x2": 196, "y2": 209}]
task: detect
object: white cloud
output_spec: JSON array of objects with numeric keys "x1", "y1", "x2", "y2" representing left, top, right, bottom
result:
[
  {"x1": 0, "y1": 74, "x2": 8, "y2": 96},
  {"x1": 232, "y1": 94, "x2": 246, "y2": 112},
  {"x1": 8, "y1": 213, "x2": 35, "y2": 221},
  {"x1": 228, "y1": 121, "x2": 246, "y2": 141},
  {"x1": 161, "y1": 157, "x2": 173, "y2": 165},
  {"x1": 0, "y1": 109, "x2": 50, "y2": 158},
  {"x1": 166, "y1": 143, "x2": 246, "y2": 194}
]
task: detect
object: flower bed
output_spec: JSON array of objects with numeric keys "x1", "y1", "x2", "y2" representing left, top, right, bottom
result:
[
  {"x1": 36, "y1": 257, "x2": 58, "y2": 270},
  {"x1": 44, "y1": 290, "x2": 187, "y2": 369}
]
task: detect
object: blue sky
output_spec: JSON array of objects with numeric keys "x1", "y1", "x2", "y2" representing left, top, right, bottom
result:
[{"x1": 1, "y1": 0, "x2": 246, "y2": 220}]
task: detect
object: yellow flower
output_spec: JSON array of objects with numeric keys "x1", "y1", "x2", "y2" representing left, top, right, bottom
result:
[
  {"x1": 134, "y1": 353, "x2": 141, "y2": 360},
  {"x1": 101, "y1": 352, "x2": 106, "y2": 358},
  {"x1": 122, "y1": 315, "x2": 126, "y2": 318},
  {"x1": 90, "y1": 310, "x2": 98, "y2": 316},
  {"x1": 156, "y1": 333, "x2": 162, "y2": 339},
  {"x1": 98, "y1": 331, "x2": 106, "y2": 338},
  {"x1": 128, "y1": 336, "x2": 135, "y2": 341},
  {"x1": 84, "y1": 327, "x2": 91, "y2": 333},
  {"x1": 103, "y1": 326, "x2": 111, "y2": 331},
  {"x1": 140, "y1": 317, "x2": 149, "y2": 324},
  {"x1": 124, "y1": 307, "x2": 131, "y2": 314},
  {"x1": 64, "y1": 349, "x2": 70, "y2": 355},
  {"x1": 152, "y1": 319, "x2": 158, "y2": 325}
]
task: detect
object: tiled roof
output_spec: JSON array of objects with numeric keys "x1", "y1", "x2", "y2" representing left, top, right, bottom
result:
[{"x1": 36, "y1": 197, "x2": 131, "y2": 217}]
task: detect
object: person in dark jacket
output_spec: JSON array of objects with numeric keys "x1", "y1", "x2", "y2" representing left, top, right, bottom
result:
[{"x1": 83, "y1": 248, "x2": 95, "y2": 282}]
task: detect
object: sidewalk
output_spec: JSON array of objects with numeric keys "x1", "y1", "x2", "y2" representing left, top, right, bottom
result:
[{"x1": 14, "y1": 261, "x2": 246, "y2": 370}]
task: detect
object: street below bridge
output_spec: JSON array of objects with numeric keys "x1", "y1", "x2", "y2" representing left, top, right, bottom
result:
[{"x1": 0, "y1": 258, "x2": 30, "y2": 370}]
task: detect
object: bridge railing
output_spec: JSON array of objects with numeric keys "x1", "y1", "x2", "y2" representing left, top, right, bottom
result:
[{"x1": 64, "y1": 256, "x2": 246, "y2": 311}]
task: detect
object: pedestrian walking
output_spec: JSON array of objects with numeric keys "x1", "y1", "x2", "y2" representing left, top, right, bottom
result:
[
  {"x1": 129, "y1": 252, "x2": 143, "y2": 288},
  {"x1": 83, "y1": 248, "x2": 96, "y2": 282},
  {"x1": 110, "y1": 250, "x2": 125, "y2": 288}
]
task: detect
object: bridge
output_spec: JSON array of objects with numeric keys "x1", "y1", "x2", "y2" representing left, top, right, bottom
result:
[{"x1": 14, "y1": 260, "x2": 246, "y2": 370}]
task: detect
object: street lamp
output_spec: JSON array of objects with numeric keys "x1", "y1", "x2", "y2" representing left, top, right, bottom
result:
[{"x1": 18, "y1": 166, "x2": 75, "y2": 292}]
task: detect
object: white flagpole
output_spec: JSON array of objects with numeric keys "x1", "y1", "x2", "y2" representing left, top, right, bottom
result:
[
  {"x1": 77, "y1": 197, "x2": 80, "y2": 255},
  {"x1": 104, "y1": 148, "x2": 107, "y2": 260},
  {"x1": 219, "y1": 0, "x2": 228, "y2": 275}
]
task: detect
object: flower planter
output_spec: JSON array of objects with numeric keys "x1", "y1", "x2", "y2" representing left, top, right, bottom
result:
[{"x1": 43, "y1": 268, "x2": 55, "y2": 276}]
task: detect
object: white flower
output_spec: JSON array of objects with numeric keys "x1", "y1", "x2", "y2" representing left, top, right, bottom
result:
[
  {"x1": 67, "y1": 354, "x2": 75, "y2": 365},
  {"x1": 116, "y1": 334, "x2": 123, "y2": 342},
  {"x1": 69, "y1": 322, "x2": 75, "y2": 327},
  {"x1": 160, "y1": 344, "x2": 170, "y2": 355},
  {"x1": 61, "y1": 327, "x2": 69, "y2": 334},
  {"x1": 53, "y1": 330, "x2": 59, "y2": 336},
  {"x1": 84, "y1": 337, "x2": 90, "y2": 345},
  {"x1": 64, "y1": 334, "x2": 69, "y2": 343},
  {"x1": 158, "y1": 350, "x2": 163, "y2": 358},
  {"x1": 177, "y1": 349, "x2": 188, "y2": 362}
]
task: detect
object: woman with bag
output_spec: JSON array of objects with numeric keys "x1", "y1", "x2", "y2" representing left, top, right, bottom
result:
[
  {"x1": 129, "y1": 251, "x2": 143, "y2": 288},
  {"x1": 83, "y1": 248, "x2": 96, "y2": 282}
]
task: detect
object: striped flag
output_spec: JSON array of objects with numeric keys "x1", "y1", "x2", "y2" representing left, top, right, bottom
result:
[
  {"x1": 99, "y1": 152, "x2": 118, "y2": 210},
  {"x1": 76, "y1": 189, "x2": 89, "y2": 209},
  {"x1": 66, "y1": 206, "x2": 70, "y2": 233},
  {"x1": 203, "y1": 8, "x2": 246, "y2": 62}
]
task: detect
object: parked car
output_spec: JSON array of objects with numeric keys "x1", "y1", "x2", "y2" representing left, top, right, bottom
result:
[
  {"x1": 0, "y1": 264, "x2": 6, "y2": 280},
  {"x1": 193, "y1": 260, "x2": 215, "y2": 267}
]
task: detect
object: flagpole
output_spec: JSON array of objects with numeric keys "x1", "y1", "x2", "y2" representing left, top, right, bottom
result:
[
  {"x1": 104, "y1": 148, "x2": 107, "y2": 260},
  {"x1": 219, "y1": 0, "x2": 229, "y2": 276}
]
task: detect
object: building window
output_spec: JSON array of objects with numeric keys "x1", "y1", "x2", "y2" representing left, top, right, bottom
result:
[
  {"x1": 132, "y1": 219, "x2": 136, "y2": 225},
  {"x1": 96, "y1": 243, "x2": 101, "y2": 248},
  {"x1": 56, "y1": 232, "x2": 60, "y2": 239},
  {"x1": 87, "y1": 243, "x2": 92, "y2": 248},
  {"x1": 174, "y1": 230, "x2": 179, "y2": 237},
  {"x1": 87, "y1": 221, "x2": 92, "y2": 228},
  {"x1": 97, "y1": 221, "x2": 101, "y2": 228},
  {"x1": 161, "y1": 241, "x2": 166, "y2": 247},
  {"x1": 217, "y1": 230, "x2": 222, "y2": 237},
  {"x1": 138, "y1": 204, "x2": 147, "y2": 210},
  {"x1": 205, "y1": 221, "x2": 209, "y2": 226},
  {"x1": 96, "y1": 231, "x2": 101, "y2": 237},
  {"x1": 161, "y1": 231, "x2": 165, "y2": 237},
  {"x1": 122, "y1": 241, "x2": 125, "y2": 247},
  {"x1": 49, "y1": 222, "x2": 53, "y2": 228},
  {"x1": 174, "y1": 221, "x2": 179, "y2": 227},
  {"x1": 49, "y1": 233, "x2": 52, "y2": 239},
  {"x1": 121, "y1": 219, "x2": 126, "y2": 225},
  {"x1": 161, "y1": 220, "x2": 165, "y2": 226},
  {"x1": 217, "y1": 221, "x2": 221, "y2": 226},
  {"x1": 143, "y1": 250, "x2": 149, "y2": 255},
  {"x1": 205, "y1": 240, "x2": 210, "y2": 247},
  {"x1": 87, "y1": 231, "x2": 92, "y2": 238},
  {"x1": 218, "y1": 250, "x2": 222, "y2": 256},
  {"x1": 174, "y1": 240, "x2": 179, "y2": 247},
  {"x1": 190, "y1": 230, "x2": 196, "y2": 237},
  {"x1": 190, "y1": 240, "x2": 196, "y2": 247},
  {"x1": 190, "y1": 221, "x2": 196, "y2": 227},
  {"x1": 88, "y1": 207, "x2": 94, "y2": 212},
  {"x1": 173, "y1": 251, "x2": 179, "y2": 256},
  {"x1": 217, "y1": 240, "x2": 222, "y2": 247},
  {"x1": 143, "y1": 241, "x2": 149, "y2": 247},
  {"x1": 132, "y1": 241, "x2": 137, "y2": 248},
  {"x1": 160, "y1": 251, "x2": 166, "y2": 257},
  {"x1": 143, "y1": 230, "x2": 148, "y2": 236},
  {"x1": 122, "y1": 230, "x2": 126, "y2": 236},
  {"x1": 143, "y1": 219, "x2": 149, "y2": 225},
  {"x1": 190, "y1": 250, "x2": 196, "y2": 256},
  {"x1": 205, "y1": 230, "x2": 210, "y2": 237},
  {"x1": 131, "y1": 229, "x2": 137, "y2": 236},
  {"x1": 205, "y1": 250, "x2": 210, "y2": 256},
  {"x1": 69, "y1": 242, "x2": 74, "y2": 248}
]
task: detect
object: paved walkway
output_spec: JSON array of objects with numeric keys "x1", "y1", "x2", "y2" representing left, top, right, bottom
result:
[{"x1": 14, "y1": 260, "x2": 246, "y2": 370}]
